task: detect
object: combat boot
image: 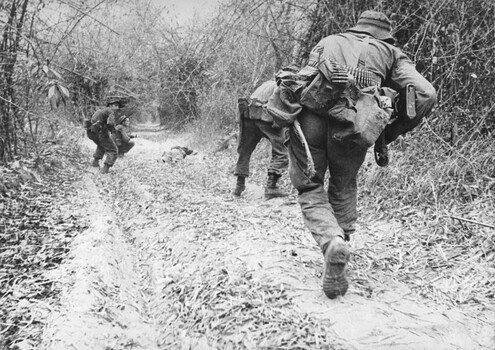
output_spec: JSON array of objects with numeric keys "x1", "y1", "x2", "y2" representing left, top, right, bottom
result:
[
  {"x1": 264, "y1": 173, "x2": 288, "y2": 199},
  {"x1": 91, "y1": 158, "x2": 100, "y2": 167},
  {"x1": 322, "y1": 236, "x2": 350, "y2": 299},
  {"x1": 100, "y1": 164, "x2": 110, "y2": 174},
  {"x1": 374, "y1": 137, "x2": 389, "y2": 167},
  {"x1": 233, "y1": 176, "x2": 246, "y2": 196}
]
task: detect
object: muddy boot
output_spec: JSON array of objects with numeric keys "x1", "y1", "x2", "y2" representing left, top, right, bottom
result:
[
  {"x1": 91, "y1": 158, "x2": 100, "y2": 167},
  {"x1": 100, "y1": 164, "x2": 110, "y2": 174},
  {"x1": 322, "y1": 236, "x2": 350, "y2": 299},
  {"x1": 233, "y1": 176, "x2": 246, "y2": 196},
  {"x1": 264, "y1": 173, "x2": 288, "y2": 199}
]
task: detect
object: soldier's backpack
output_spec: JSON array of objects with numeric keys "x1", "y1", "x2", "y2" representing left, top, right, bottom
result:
[{"x1": 266, "y1": 37, "x2": 397, "y2": 149}]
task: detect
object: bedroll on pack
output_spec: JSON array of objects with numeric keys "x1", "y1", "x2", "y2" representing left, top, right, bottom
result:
[
  {"x1": 265, "y1": 85, "x2": 303, "y2": 128},
  {"x1": 265, "y1": 67, "x2": 314, "y2": 128}
]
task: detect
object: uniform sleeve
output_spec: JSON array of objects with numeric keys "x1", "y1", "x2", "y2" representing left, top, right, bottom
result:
[
  {"x1": 385, "y1": 51, "x2": 437, "y2": 143},
  {"x1": 119, "y1": 126, "x2": 131, "y2": 143},
  {"x1": 307, "y1": 40, "x2": 325, "y2": 67}
]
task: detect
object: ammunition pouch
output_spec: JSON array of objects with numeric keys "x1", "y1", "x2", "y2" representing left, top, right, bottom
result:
[
  {"x1": 248, "y1": 98, "x2": 266, "y2": 120},
  {"x1": 299, "y1": 60, "x2": 347, "y2": 116},
  {"x1": 327, "y1": 86, "x2": 395, "y2": 148}
]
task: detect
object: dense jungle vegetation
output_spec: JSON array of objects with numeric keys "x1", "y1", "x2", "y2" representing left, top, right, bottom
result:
[
  {"x1": 0, "y1": 0, "x2": 494, "y2": 348},
  {"x1": 2, "y1": 0, "x2": 493, "y2": 215}
]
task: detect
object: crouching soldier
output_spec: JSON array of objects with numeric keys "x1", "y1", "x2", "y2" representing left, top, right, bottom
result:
[
  {"x1": 86, "y1": 98, "x2": 120, "y2": 174},
  {"x1": 233, "y1": 79, "x2": 289, "y2": 199},
  {"x1": 113, "y1": 115, "x2": 136, "y2": 157}
]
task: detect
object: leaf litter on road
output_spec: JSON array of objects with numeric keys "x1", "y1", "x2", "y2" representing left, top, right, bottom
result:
[{"x1": 2, "y1": 129, "x2": 494, "y2": 349}]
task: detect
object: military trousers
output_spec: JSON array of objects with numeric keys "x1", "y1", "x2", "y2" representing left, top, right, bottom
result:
[
  {"x1": 118, "y1": 140, "x2": 135, "y2": 155},
  {"x1": 288, "y1": 109, "x2": 367, "y2": 251},
  {"x1": 234, "y1": 118, "x2": 288, "y2": 178},
  {"x1": 87, "y1": 130, "x2": 118, "y2": 166}
]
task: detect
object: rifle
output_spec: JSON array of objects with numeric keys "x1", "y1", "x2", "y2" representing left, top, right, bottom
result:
[{"x1": 374, "y1": 84, "x2": 416, "y2": 167}]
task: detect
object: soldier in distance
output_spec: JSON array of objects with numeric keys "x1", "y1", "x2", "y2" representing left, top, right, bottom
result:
[
  {"x1": 86, "y1": 97, "x2": 121, "y2": 174},
  {"x1": 113, "y1": 115, "x2": 136, "y2": 157}
]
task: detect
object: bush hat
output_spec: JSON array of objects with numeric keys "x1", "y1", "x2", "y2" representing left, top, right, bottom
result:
[
  {"x1": 347, "y1": 10, "x2": 395, "y2": 44},
  {"x1": 117, "y1": 115, "x2": 129, "y2": 124}
]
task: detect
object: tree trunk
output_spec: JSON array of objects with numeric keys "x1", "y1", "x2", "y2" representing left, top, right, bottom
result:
[{"x1": 0, "y1": 0, "x2": 29, "y2": 163}]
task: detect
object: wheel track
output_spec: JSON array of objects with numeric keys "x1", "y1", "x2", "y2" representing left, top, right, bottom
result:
[{"x1": 40, "y1": 128, "x2": 494, "y2": 349}]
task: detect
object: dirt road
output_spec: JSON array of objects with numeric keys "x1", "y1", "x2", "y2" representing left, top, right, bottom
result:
[{"x1": 38, "y1": 125, "x2": 494, "y2": 349}]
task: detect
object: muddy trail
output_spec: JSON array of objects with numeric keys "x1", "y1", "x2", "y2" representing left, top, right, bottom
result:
[{"x1": 37, "y1": 124, "x2": 493, "y2": 350}]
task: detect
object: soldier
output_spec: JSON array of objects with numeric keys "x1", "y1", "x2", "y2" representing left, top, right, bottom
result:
[
  {"x1": 113, "y1": 115, "x2": 136, "y2": 157},
  {"x1": 234, "y1": 80, "x2": 289, "y2": 199},
  {"x1": 86, "y1": 98, "x2": 120, "y2": 174},
  {"x1": 288, "y1": 11, "x2": 437, "y2": 298}
]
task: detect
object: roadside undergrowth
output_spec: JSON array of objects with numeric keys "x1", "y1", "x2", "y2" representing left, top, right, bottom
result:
[
  {"x1": 0, "y1": 133, "x2": 87, "y2": 349},
  {"x1": 358, "y1": 122, "x2": 494, "y2": 308}
]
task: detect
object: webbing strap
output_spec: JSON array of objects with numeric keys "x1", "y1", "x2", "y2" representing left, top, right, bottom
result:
[
  {"x1": 351, "y1": 36, "x2": 380, "y2": 87},
  {"x1": 357, "y1": 36, "x2": 370, "y2": 68}
]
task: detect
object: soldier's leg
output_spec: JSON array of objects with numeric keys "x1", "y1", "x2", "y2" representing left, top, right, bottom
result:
[
  {"x1": 288, "y1": 110, "x2": 345, "y2": 250},
  {"x1": 120, "y1": 140, "x2": 135, "y2": 155},
  {"x1": 87, "y1": 130, "x2": 104, "y2": 166},
  {"x1": 234, "y1": 118, "x2": 263, "y2": 178},
  {"x1": 256, "y1": 120, "x2": 289, "y2": 175},
  {"x1": 326, "y1": 136, "x2": 367, "y2": 241},
  {"x1": 289, "y1": 110, "x2": 351, "y2": 299},
  {"x1": 257, "y1": 120, "x2": 289, "y2": 198},
  {"x1": 100, "y1": 134, "x2": 118, "y2": 168}
]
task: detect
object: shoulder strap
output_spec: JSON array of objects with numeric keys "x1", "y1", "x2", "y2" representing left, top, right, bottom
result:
[{"x1": 357, "y1": 36, "x2": 370, "y2": 68}]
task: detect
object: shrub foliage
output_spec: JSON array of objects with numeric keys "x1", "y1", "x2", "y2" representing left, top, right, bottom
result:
[{"x1": 0, "y1": 0, "x2": 493, "y2": 207}]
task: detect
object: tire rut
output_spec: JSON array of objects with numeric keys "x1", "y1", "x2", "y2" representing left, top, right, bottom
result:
[
  {"x1": 40, "y1": 129, "x2": 493, "y2": 349},
  {"x1": 40, "y1": 173, "x2": 160, "y2": 350}
]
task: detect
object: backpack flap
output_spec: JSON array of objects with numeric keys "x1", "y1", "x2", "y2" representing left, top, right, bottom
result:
[{"x1": 328, "y1": 86, "x2": 392, "y2": 148}]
